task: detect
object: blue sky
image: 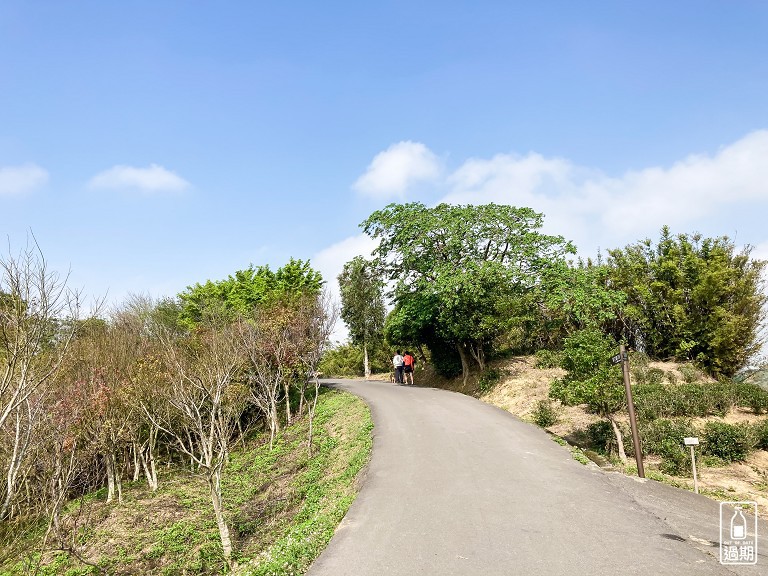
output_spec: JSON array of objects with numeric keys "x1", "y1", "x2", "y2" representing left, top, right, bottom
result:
[{"x1": 2, "y1": 1, "x2": 768, "y2": 335}]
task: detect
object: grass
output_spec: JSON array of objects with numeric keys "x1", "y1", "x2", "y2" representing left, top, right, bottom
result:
[{"x1": 0, "y1": 389, "x2": 373, "y2": 576}]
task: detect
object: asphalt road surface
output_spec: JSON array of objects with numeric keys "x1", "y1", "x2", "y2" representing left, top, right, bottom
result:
[{"x1": 307, "y1": 379, "x2": 767, "y2": 576}]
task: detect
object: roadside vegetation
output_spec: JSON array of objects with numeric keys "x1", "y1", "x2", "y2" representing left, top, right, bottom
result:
[
  {"x1": 0, "y1": 239, "x2": 373, "y2": 575},
  {"x1": 329, "y1": 201, "x2": 767, "y2": 507},
  {"x1": 0, "y1": 388, "x2": 372, "y2": 575}
]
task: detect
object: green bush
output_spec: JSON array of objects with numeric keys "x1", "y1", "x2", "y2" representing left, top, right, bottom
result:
[
  {"x1": 637, "y1": 418, "x2": 696, "y2": 475},
  {"x1": 751, "y1": 418, "x2": 768, "y2": 450},
  {"x1": 678, "y1": 364, "x2": 703, "y2": 383},
  {"x1": 634, "y1": 383, "x2": 670, "y2": 421},
  {"x1": 478, "y1": 368, "x2": 502, "y2": 393},
  {"x1": 532, "y1": 399, "x2": 558, "y2": 427},
  {"x1": 669, "y1": 383, "x2": 711, "y2": 417},
  {"x1": 586, "y1": 421, "x2": 614, "y2": 453},
  {"x1": 639, "y1": 418, "x2": 697, "y2": 456},
  {"x1": 534, "y1": 349, "x2": 562, "y2": 369},
  {"x1": 735, "y1": 382, "x2": 768, "y2": 414},
  {"x1": 702, "y1": 422, "x2": 753, "y2": 462}
]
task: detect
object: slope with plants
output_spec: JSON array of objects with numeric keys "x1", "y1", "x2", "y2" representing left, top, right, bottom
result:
[{"x1": 0, "y1": 388, "x2": 372, "y2": 575}]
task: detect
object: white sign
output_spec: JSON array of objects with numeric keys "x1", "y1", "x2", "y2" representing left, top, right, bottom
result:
[
  {"x1": 683, "y1": 437, "x2": 699, "y2": 446},
  {"x1": 720, "y1": 501, "x2": 758, "y2": 565}
]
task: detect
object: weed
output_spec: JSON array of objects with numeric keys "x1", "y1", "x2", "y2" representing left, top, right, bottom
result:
[
  {"x1": 478, "y1": 368, "x2": 503, "y2": 393},
  {"x1": 532, "y1": 399, "x2": 558, "y2": 427}
]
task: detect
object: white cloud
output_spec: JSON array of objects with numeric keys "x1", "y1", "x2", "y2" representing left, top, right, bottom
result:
[
  {"x1": 353, "y1": 141, "x2": 441, "y2": 199},
  {"x1": 89, "y1": 164, "x2": 190, "y2": 193},
  {"x1": 312, "y1": 234, "x2": 379, "y2": 342},
  {"x1": 0, "y1": 163, "x2": 48, "y2": 195},
  {"x1": 440, "y1": 130, "x2": 768, "y2": 255}
]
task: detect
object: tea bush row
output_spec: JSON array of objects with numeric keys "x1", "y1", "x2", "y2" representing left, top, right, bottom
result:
[
  {"x1": 633, "y1": 381, "x2": 768, "y2": 420},
  {"x1": 585, "y1": 417, "x2": 768, "y2": 476}
]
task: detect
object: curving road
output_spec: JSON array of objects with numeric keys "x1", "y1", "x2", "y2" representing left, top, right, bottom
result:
[{"x1": 307, "y1": 379, "x2": 766, "y2": 575}]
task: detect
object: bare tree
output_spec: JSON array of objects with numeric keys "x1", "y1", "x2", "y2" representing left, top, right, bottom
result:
[
  {"x1": 0, "y1": 238, "x2": 87, "y2": 519},
  {"x1": 298, "y1": 291, "x2": 338, "y2": 453},
  {"x1": 149, "y1": 318, "x2": 247, "y2": 569}
]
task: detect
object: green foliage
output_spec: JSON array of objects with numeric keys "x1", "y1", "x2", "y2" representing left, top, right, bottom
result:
[
  {"x1": 338, "y1": 257, "x2": 385, "y2": 358},
  {"x1": 586, "y1": 420, "x2": 615, "y2": 453},
  {"x1": 549, "y1": 328, "x2": 624, "y2": 417},
  {"x1": 318, "y1": 342, "x2": 390, "y2": 377},
  {"x1": 537, "y1": 259, "x2": 626, "y2": 348},
  {"x1": 639, "y1": 418, "x2": 697, "y2": 475},
  {"x1": 752, "y1": 418, "x2": 768, "y2": 450},
  {"x1": 177, "y1": 258, "x2": 323, "y2": 328},
  {"x1": 678, "y1": 364, "x2": 703, "y2": 383},
  {"x1": 534, "y1": 349, "x2": 562, "y2": 369},
  {"x1": 362, "y1": 202, "x2": 574, "y2": 374},
  {"x1": 607, "y1": 228, "x2": 767, "y2": 377},
  {"x1": 478, "y1": 368, "x2": 503, "y2": 393},
  {"x1": 735, "y1": 382, "x2": 768, "y2": 414},
  {"x1": 702, "y1": 422, "x2": 753, "y2": 462},
  {"x1": 532, "y1": 399, "x2": 559, "y2": 427}
]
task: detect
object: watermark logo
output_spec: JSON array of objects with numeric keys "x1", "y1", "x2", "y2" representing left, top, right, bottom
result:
[{"x1": 720, "y1": 501, "x2": 758, "y2": 565}]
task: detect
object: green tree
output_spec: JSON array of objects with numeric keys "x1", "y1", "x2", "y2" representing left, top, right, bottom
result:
[
  {"x1": 607, "y1": 228, "x2": 766, "y2": 377},
  {"x1": 338, "y1": 257, "x2": 385, "y2": 378},
  {"x1": 549, "y1": 328, "x2": 628, "y2": 461},
  {"x1": 536, "y1": 258, "x2": 627, "y2": 350},
  {"x1": 362, "y1": 202, "x2": 574, "y2": 384},
  {"x1": 178, "y1": 258, "x2": 323, "y2": 328}
]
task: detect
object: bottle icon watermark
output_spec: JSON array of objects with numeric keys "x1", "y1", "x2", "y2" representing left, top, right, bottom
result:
[{"x1": 720, "y1": 501, "x2": 758, "y2": 565}]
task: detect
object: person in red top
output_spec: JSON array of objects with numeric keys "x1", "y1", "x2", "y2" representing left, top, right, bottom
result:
[{"x1": 403, "y1": 351, "x2": 416, "y2": 386}]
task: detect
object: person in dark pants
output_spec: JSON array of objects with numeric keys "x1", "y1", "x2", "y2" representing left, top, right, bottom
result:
[
  {"x1": 403, "y1": 351, "x2": 415, "y2": 385},
  {"x1": 393, "y1": 350, "x2": 405, "y2": 384}
]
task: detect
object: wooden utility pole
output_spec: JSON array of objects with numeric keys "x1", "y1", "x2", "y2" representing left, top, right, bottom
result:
[{"x1": 613, "y1": 345, "x2": 645, "y2": 478}]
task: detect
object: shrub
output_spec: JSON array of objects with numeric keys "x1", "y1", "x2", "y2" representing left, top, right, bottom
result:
[
  {"x1": 658, "y1": 439, "x2": 692, "y2": 476},
  {"x1": 735, "y1": 382, "x2": 768, "y2": 415},
  {"x1": 532, "y1": 399, "x2": 558, "y2": 428},
  {"x1": 586, "y1": 421, "x2": 615, "y2": 453},
  {"x1": 640, "y1": 418, "x2": 697, "y2": 456},
  {"x1": 534, "y1": 349, "x2": 562, "y2": 369},
  {"x1": 633, "y1": 383, "x2": 669, "y2": 421},
  {"x1": 752, "y1": 418, "x2": 768, "y2": 450},
  {"x1": 669, "y1": 383, "x2": 710, "y2": 417},
  {"x1": 702, "y1": 422, "x2": 753, "y2": 462},
  {"x1": 478, "y1": 368, "x2": 502, "y2": 393},
  {"x1": 678, "y1": 364, "x2": 702, "y2": 383}
]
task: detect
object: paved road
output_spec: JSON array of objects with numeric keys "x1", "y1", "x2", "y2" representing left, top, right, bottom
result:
[{"x1": 307, "y1": 379, "x2": 766, "y2": 576}]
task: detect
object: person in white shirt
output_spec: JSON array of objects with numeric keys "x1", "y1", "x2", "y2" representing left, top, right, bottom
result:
[{"x1": 392, "y1": 351, "x2": 405, "y2": 384}]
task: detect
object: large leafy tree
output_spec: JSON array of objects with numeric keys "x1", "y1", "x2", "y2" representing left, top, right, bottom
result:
[
  {"x1": 362, "y1": 202, "x2": 574, "y2": 384},
  {"x1": 338, "y1": 256, "x2": 385, "y2": 378},
  {"x1": 607, "y1": 228, "x2": 766, "y2": 377}
]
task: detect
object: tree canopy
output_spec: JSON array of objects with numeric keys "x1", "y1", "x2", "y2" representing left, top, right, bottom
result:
[{"x1": 363, "y1": 202, "x2": 574, "y2": 382}]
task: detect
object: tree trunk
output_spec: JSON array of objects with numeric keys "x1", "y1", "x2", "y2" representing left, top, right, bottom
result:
[
  {"x1": 132, "y1": 443, "x2": 141, "y2": 482},
  {"x1": 469, "y1": 343, "x2": 486, "y2": 372},
  {"x1": 105, "y1": 455, "x2": 115, "y2": 503},
  {"x1": 208, "y1": 469, "x2": 235, "y2": 569},
  {"x1": 283, "y1": 381, "x2": 293, "y2": 424},
  {"x1": 608, "y1": 417, "x2": 628, "y2": 463},
  {"x1": 363, "y1": 343, "x2": 370, "y2": 379},
  {"x1": 1, "y1": 405, "x2": 27, "y2": 519},
  {"x1": 456, "y1": 344, "x2": 470, "y2": 388}
]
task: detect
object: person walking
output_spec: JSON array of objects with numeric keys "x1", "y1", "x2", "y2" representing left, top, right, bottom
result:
[
  {"x1": 403, "y1": 351, "x2": 416, "y2": 386},
  {"x1": 393, "y1": 350, "x2": 405, "y2": 384}
]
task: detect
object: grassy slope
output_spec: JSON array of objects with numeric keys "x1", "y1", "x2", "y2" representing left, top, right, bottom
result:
[{"x1": 1, "y1": 389, "x2": 372, "y2": 576}]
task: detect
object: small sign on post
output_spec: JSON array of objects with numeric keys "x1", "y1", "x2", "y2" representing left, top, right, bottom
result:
[{"x1": 684, "y1": 437, "x2": 700, "y2": 494}]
